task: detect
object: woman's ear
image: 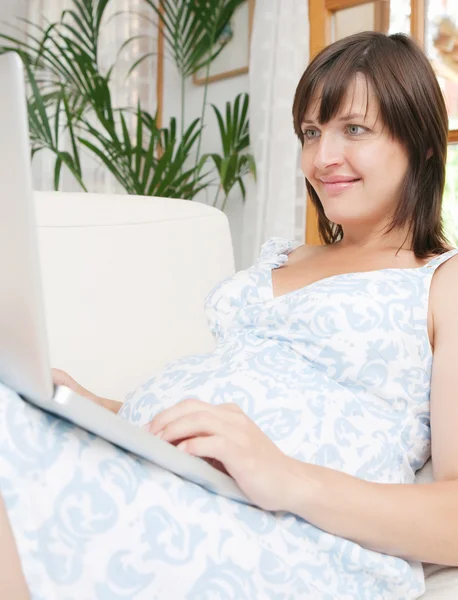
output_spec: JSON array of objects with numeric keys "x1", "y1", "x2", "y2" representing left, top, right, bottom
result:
[{"x1": 426, "y1": 148, "x2": 433, "y2": 160}]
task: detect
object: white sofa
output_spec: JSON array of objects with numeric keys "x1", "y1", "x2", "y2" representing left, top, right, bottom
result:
[
  {"x1": 35, "y1": 191, "x2": 234, "y2": 400},
  {"x1": 34, "y1": 191, "x2": 457, "y2": 599}
]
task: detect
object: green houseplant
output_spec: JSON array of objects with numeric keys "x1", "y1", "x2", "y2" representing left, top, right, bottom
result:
[{"x1": 0, "y1": 0, "x2": 256, "y2": 209}]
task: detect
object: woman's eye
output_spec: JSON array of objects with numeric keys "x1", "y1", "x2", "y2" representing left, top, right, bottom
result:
[
  {"x1": 303, "y1": 129, "x2": 320, "y2": 139},
  {"x1": 347, "y1": 125, "x2": 366, "y2": 135}
]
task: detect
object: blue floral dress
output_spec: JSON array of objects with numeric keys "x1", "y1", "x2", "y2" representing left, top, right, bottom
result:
[{"x1": 1, "y1": 237, "x2": 457, "y2": 600}]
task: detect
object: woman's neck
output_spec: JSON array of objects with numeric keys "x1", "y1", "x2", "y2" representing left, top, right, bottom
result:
[{"x1": 335, "y1": 223, "x2": 412, "y2": 253}]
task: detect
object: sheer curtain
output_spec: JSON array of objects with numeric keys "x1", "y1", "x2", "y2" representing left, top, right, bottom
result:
[
  {"x1": 242, "y1": 0, "x2": 309, "y2": 267},
  {"x1": 26, "y1": 0, "x2": 158, "y2": 193}
]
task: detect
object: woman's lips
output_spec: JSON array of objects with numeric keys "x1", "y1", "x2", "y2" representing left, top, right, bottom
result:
[{"x1": 321, "y1": 179, "x2": 361, "y2": 194}]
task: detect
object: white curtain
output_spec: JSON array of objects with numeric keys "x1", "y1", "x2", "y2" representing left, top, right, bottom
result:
[
  {"x1": 26, "y1": 0, "x2": 158, "y2": 193},
  {"x1": 242, "y1": 0, "x2": 309, "y2": 267}
]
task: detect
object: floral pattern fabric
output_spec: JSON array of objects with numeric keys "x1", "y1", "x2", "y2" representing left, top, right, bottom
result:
[{"x1": 1, "y1": 237, "x2": 457, "y2": 599}]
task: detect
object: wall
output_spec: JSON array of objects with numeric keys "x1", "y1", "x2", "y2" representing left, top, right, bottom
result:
[
  {"x1": 334, "y1": 3, "x2": 375, "y2": 39},
  {"x1": 0, "y1": 1, "x2": 27, "y2": 38},
  {"x1": 162, "y1": 58, "x2": 250, "y2": 269}
]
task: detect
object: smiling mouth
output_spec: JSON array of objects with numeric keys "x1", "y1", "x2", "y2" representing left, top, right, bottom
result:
[{"x1": 320, "y1": 179, "x2": 361, "y2": 193}]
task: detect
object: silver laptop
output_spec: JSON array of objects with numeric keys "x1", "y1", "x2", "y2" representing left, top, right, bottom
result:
[{"x1": 0, "y1": 53, "x2": 249, "y2": 506}]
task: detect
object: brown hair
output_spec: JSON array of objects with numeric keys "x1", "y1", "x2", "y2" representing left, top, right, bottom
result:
[{"x1": 292, "y1": 31, "x2": 450, "y2": 257}]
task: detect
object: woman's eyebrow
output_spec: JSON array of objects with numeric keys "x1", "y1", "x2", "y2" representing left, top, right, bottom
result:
[
  {"x1": 301, "y1": 112, "x2": 367, "y2": 125},
  {"x1": 338, "y1": 112, "x2": 367, "y2": 121}
]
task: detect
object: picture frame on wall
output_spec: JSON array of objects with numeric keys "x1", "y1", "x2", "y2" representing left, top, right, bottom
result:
[{"x1": 193, "y1": 0, "x2": 255, "y2": 86}]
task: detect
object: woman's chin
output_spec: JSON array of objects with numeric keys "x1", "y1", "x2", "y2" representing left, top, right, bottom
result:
[{"x1": 322, "y1": 211, "x2": 364, "y2": 226}]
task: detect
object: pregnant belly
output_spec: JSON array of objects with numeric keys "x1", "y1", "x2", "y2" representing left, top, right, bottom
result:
[{"x1": 119, "y1": 344, "x2": 408, "y2": 484}]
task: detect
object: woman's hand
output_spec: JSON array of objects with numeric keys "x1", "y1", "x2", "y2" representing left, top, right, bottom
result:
[
  {"x1": 52, "y1": 368, "x2": 93, "y2": 397},
  {"x1": 52, "y1": 369, "x2": 122, "y2": 414},
  {"x1": 145, "y1": 399, "x2": 297, "y2": 511}
]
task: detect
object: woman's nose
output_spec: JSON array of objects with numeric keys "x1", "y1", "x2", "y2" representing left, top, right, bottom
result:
[{"x1": 312, "y1": 133, "x2": 344, "y2": 170}]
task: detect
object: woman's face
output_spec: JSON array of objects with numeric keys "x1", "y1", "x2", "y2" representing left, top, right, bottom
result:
[{"x1": 300, "y1": 75, "x2": 409, "y2": 232}]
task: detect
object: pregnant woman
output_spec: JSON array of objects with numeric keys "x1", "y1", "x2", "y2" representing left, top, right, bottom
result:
[{"x1": 2, "y1": 31, "x2": 458, "y2": 599}]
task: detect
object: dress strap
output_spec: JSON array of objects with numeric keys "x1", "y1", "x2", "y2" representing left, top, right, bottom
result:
[
  {"x1": 422, "y1": 248, "x2": 458, "y2": 272},
  {"x1": 258, "y1": 237, "x2": 301, "y2": 269}
]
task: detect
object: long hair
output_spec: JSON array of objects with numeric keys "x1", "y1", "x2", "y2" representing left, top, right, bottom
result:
[{"x1": 292, "y1": 31, "x2": 450, "y2": 257}]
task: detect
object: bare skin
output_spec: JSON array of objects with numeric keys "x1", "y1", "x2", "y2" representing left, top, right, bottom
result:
[
  {"x1": 52, "y1": 369, "x2": 122, "y2": 414},
  {"x1": 0, "y1": 495, "x2": 30, "y2": 599}
]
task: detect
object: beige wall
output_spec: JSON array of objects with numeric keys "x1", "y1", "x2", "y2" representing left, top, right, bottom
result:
[
  {"x1": 334, "y1": 3, "x2": 375, "y2": 41},
  {"x1": 0, "y1": 1, "x2": 28, "y2": 40}
]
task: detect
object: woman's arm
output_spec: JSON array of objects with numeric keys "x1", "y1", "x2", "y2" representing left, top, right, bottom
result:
[
  {"x1": 282, "y1": 255, "x2": 458, "y2": 567},
  {"x1": 283, "y1": 457, "x2": 458, "y2": 566}
]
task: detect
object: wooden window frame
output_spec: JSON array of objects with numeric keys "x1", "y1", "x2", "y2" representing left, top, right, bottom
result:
[{"x1": 411, "y1": 0, "x2": 458, "y2": 144}]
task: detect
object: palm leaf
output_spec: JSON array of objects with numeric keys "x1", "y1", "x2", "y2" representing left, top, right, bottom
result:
[
  {"x1": 143, "y1": 0, "x2": 244, "y2": 78},
  {"x1": 79, "y1": 108, "x2": 207, "y2": 198},
  {"x1": 205, "y1": 93, "x2": 256, "y2": 209}
]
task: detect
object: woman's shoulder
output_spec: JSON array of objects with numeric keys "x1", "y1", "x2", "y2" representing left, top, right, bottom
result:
[
  {"x1": 426, "y1": 247, "x2": 458, "y2": 271},
  {"x1": 427, "y1": 248, "x2": 458, "y2": 345}
]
